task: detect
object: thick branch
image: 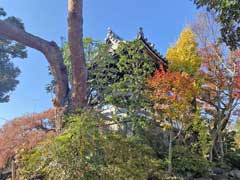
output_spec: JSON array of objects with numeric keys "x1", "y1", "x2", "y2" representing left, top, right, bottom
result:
[
  {"x1": 0, "y1": 20, "x2": 69, "y2": 107},
  {"x1": 68, "y1": 0, "x2": 88, "y2": 109}
]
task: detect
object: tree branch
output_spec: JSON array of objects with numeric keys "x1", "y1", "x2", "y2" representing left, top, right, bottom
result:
[{"x1": 0, "y1": 20, "x2": 69, "y2": 107}]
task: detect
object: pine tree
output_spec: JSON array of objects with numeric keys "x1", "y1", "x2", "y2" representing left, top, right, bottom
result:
[{"x1": 0, "y1": 8, "x2": 27, "y2": 103}]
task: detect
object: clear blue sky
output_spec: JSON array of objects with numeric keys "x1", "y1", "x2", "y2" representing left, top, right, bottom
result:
[{"x1": 0, "y1": 0, "x2": 200, "y2": 125}]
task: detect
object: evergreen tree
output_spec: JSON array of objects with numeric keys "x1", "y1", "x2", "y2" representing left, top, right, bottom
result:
[{"x1": 0, "y1": 8, "x2": 27, "y2": 103}]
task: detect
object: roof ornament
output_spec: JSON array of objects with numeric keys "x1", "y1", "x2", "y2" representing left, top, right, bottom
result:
[
  {"x1": 107, "y1": 27, "x2": 113, "y2": 37},
  {"x1": 107, "y1": 27, "x2": 112, "y2": 34},
  {"x1": 137, "y1": 27, "x2": 144, "y2": 39}
]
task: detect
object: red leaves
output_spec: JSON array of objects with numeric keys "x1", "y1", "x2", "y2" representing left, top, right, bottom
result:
[
  {"x1": 198, "y1": 43, "x2": 240, "y2": 99},
  {"x1": 233, "y1": 49, "x2": 240, "y2": 98},
  {"x1": 0, "y1": 109, "x2": 57, "y2": 169},
  {"x1": 233, "y1": 76, "x2": 240, "y2": 98},
  {"x1": 198, "y1": 44, "x2": 220, "y2": 66},
  {"x1": 147, "y1": 66, "x2": 198, "y2": 111}
]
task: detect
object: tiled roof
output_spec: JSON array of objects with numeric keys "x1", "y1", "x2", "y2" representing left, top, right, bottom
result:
[
  {"x1": 136, "y1": 27, "x2": 168, "y2": 67},
  {"x1": 105, "y1": 27, "x2": 168, "y2": 69}
]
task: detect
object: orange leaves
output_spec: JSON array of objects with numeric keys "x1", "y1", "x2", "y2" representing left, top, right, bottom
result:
[
  {"x1": 233, "y1": 75, "x2": 240, "y2": 98},
  {"x1": 0, "y1": 109, "x2": 57, "y2": 169},
  {"x1": 198, "y1": 44, "x2": 240, "y2": 100},
  {"x1": 147, "y1": 66, "x2": 199, "y2": 124},
  {"x1": 232, "y1": 49, "x2": 240, "y2": 98},
  {"x1": 147, "y1": 67, "x2": 198, "y2": 106}
]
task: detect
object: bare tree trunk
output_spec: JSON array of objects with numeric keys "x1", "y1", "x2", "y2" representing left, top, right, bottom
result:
[
  {"x1": 0, "y1": 20, "x2": 69, "y2": 107},
  {"x1": 11, "y1": 159, "x2": 16, "y2": 180},
  {"x1": 68, "y1": 0, "x2": 88, "y2": 109},
  {"x1": 0, "y1": 0, "x2": 88, "y2": 111},
  {"x1": 209, "y1": 143, "x2": 214, "y2": 162},
  {"x1": 168, "y1": 129, "x2": 173, "y2": 174},
  {"x1": 209, "y1": 102, "x2": 234, "y2": 161},
  {"x1": 219, "y1": 133, "x2": 224, "y2": 163}
]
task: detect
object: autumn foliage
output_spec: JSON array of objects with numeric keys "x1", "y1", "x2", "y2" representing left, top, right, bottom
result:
[
  {"x1": 147, "y1": 66, "x2": 198, "y2": 117},
  {"x1": 166, "y1": 27, "x2": 201, "y2": 75},
  {"x1": 190, "y1": 12, "x2": 240, "y2": 162},
  {"x1": 0, "y1": 109, "x2": 57, "y2": 169}
]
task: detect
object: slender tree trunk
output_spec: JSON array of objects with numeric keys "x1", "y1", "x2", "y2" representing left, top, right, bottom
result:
[
  {"x1": 219, "y1": 133, "x2": 224, "y2": 163},
  {"x1": 0, "y1": 0, "x2": 88, "y2": 111},
  {"x1": 209, "y1": 129, "x2": 216, "y2": 162},
  {"x1": 11, "y1": 159, "x2": 16, "y2": 180},
  {"x1": 0, "y1": 20, "x2": 69, "y2": 107},
  {"x1": 209, "y1": 104, "x2": 233, "y2": 161},
  {"x1": 68, "y1": 0, "x2": 88, "y2": 109},
  {"x1": 209, "y1": 143, "x2": 214, "y2": 162},
  {"x1": 168, "y1": 129, "x2": 173, "y2": 174}
]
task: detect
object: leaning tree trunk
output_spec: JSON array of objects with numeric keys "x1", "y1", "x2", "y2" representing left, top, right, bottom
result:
[
  {"x1": 68, "y1": 0, "x2": 88, "y2": 109},
  {"x1": 0, "y1": 20, "x2": 69, "y2": 107}
]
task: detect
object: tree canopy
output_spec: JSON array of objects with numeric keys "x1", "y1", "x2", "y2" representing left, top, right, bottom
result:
[
  {"x1": 193, "y1": 0, "x2": 240, "y2": 49},
  {"x1": 0, "y1": 8, "x2": 27, "y2": 103},
  {"x1": 166, "y1": 27, "x2": 201, "y2": 75},
  {"x1": 0, "y1": 2, "x2": 240, "y2": 180}
]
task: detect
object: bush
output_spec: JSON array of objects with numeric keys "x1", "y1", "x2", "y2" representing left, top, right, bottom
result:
[
  {"x1": 18, "y1": 111, "x2": 165, "y2": 180},
  {"x1": 224, "y1": 149, "x2": 240, "y2": 169},
  {"x1": 172, "y1": 145, "x2": 211, "y2": 178}
]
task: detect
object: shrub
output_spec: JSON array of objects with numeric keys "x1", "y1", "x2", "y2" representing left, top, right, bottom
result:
[
  {"x1": 18, "y1": 111, "x2": 165, "y2": 180},
  {"x1": 224, "y1": 149, "x2": 240, "y2": 169},
  {"x1": 172, "y1": 145, "x2": 211, "y2": 178}
]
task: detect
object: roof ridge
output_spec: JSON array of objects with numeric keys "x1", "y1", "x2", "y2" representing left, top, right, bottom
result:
[{"x1": 105, "y1": 27, "x2": 168, "y2": 67}]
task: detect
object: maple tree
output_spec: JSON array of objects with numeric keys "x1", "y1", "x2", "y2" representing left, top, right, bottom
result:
[
  {"x1": 0, "y1": 109, "x2": 56, "y2": 170},
  {"x1": 147, "y1": 66, "x2": 199, "y2": 173},
  {"x1": 192, "y1": 12, "x2": 240, "y2": 161},
  {"x1": 1, "y1": 2, "x2": 240, "y2": 179}
]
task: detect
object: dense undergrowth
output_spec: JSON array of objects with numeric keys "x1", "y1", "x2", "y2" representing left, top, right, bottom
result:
[{"x1": 17, "y1": 111, "x2": 165, "y2": 180}]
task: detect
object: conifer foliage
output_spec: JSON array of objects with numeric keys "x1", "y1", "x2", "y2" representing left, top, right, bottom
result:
[{"x1": 0, "y1": 8, "x2": 27, "y2": 103}]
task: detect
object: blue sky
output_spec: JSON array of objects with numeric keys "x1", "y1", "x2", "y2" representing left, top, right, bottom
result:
[{"x1": 0, "y1": 0, "x2": 199, "y2": 125}]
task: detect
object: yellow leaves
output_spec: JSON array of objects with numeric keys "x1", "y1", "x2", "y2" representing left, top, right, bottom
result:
[
  {"x1": 166, "y1": 27, "x2": 201, "y2": 75},
  {"x1": 160, "y1": 122, "x2": 172, "y2": 131}
]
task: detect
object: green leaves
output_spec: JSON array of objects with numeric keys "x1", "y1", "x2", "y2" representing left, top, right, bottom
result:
[
  {"x1": 105, "y1": 40, "x2": 157, "y2": 126},
  {"x1": 0, "y1": 8, "x2": 6, "y2": 17},
  {"x1": 18, "y1": 112, "x2": 164, "y2": 180},
  {"x1": 172, "y1": 145, "x2": 211, "y2": 178},
  {"x1": 0, "y1": 8, "x2": 27, "y2": 103},
  {"x1": 193, "y1": 0, "x2": 240, "y2": 49}
]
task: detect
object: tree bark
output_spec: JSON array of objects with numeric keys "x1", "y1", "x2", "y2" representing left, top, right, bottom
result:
[
  {"x1": 168, "y1": 129, "x2": 173, "y2": 174},
  {"x1": 11, "y1": 158, "x2": 16, "y2": 180},
  {"x1": 68, "y1": 0, "x2": 88, "y2": 109},
  {"x1": 209, "y1": 100, "x2": 234, "y2": 161},
  {"x1": 219, "y1": 133, "x2": 224, "y2": 163},
  {"x1": 0, "y1": 20, "x2": 69, "y2": 107}
]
